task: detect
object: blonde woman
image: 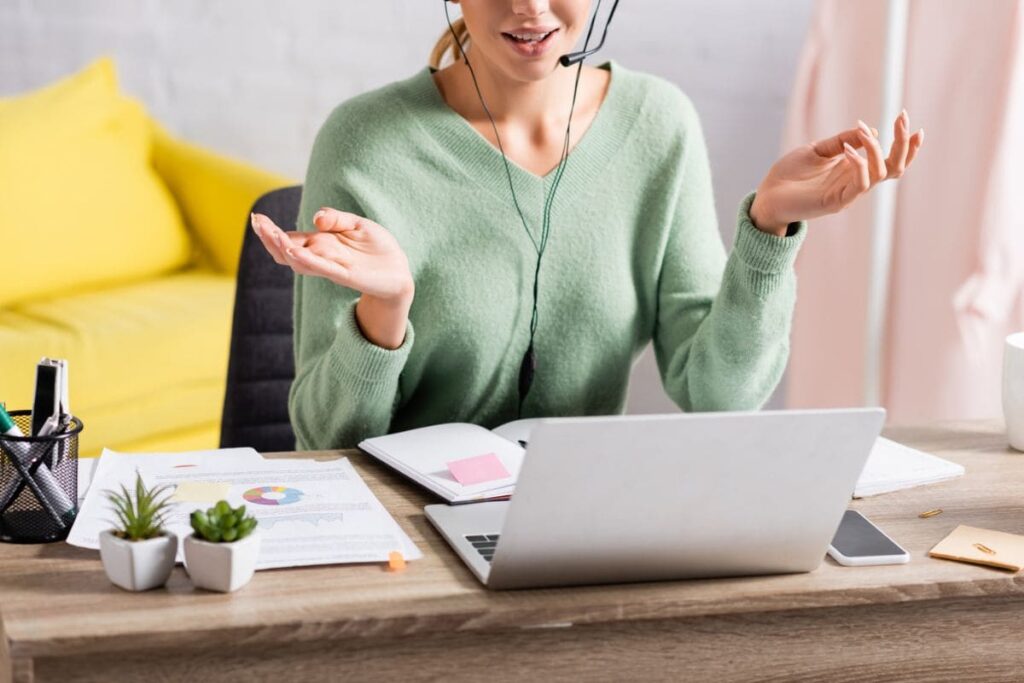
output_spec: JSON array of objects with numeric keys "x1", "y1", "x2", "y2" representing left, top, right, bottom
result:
[{"x1": 251, "y1": 0, "x2": 924, "y2": 451}]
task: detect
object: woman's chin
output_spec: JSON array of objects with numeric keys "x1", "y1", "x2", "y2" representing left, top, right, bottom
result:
[{"x1": 491, "y1": 52, "x2": 570, "y2": 83}]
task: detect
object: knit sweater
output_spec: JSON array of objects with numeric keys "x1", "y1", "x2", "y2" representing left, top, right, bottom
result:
[{"x1": 289, "y1": 60, "x2": 807, "y2": 451}]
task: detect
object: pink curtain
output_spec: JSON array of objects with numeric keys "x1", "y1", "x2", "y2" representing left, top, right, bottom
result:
[{"x1": 784, "y1": 0, "x2": 1024, "y2": 422}]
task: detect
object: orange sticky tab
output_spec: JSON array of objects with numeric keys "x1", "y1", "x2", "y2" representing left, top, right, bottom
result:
[{"x1": 388, "y1": 551, "x2": 406, "y2": 571}]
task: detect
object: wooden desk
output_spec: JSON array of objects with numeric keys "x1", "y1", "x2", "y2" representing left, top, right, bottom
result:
[{"x1": 2, "y1": 420, "x2": 1023, "y2": 682}]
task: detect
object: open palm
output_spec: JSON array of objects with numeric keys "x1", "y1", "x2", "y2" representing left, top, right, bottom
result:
[
  {"x1": 251, "y1": 208, "x2": 413, "y2": 301},
  {"x1": 752, "y1": 112, "x2": 924, "y2": 231}
]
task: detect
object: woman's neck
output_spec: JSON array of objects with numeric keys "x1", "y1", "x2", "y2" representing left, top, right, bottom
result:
[{"x1": 434, "y1": 57, "x2": 601, "y2": 139}]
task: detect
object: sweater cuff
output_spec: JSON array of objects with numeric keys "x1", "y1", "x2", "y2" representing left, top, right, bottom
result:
[
  {"x1": 733, "y1": 191, "x2": 807, "y2": 273},
  {"x1": 327, "y1": 299, "x2": 414, "y2": 383}
]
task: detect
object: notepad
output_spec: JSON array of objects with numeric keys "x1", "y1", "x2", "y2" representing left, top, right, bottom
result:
[
  {"x1": 171, "y1": 481, "x2": 231, "y2": 503},
  {"x1": 447, "y1": 453, "x2": 510, "y2": 486},
  {"x1": 929, "y1": 525, "x2": 1024, "y2": 571},
  {"x1": 854, "y1": 437, "x2": 965, "y2": 498}
]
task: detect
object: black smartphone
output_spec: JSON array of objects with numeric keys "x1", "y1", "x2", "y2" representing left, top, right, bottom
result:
[{"x1": 828, "y1": 510, "x2": 909, "y2": 566}]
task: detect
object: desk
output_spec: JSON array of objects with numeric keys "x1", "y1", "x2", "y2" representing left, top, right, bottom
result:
[{"x1": 2, "y1": 420, "x2": 1023, "y2": 682}]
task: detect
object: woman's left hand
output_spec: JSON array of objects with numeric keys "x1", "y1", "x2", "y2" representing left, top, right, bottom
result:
[{"x1": 749, "y1": 111, "x2": 925, "y2": 236}]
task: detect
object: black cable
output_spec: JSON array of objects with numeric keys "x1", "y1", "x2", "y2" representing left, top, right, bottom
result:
[
  {"x1": 443, "y1": 1, "x2": 601, "y2": 417},
  {"x1": 531, "y1": 1, "x2": 601, "y2": 341},
  {"x1": 443, "y1": 4, "x2": 543, "y2": 253}
]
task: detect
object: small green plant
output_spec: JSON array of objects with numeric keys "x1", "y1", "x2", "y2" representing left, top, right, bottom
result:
[
  {"x1": 106, "y1": 472, "x2": 174, "y2": 541},
  {"x1": 190, "y1": 500, "x2": 258, "y2": 543}
]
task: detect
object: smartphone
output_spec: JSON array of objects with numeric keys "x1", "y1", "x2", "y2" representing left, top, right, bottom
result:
[{"x1": 827, "y1": 510, "x2": 909, "y2": 566}]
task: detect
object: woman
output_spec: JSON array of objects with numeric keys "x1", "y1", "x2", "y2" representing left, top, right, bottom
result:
[{"x1": 252, "y1": 0, "x2": 924, "y2": 451}]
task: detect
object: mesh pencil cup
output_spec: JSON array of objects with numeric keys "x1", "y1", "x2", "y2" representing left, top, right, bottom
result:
[{"x1": 0, "y1": 410, "x2": 83, "y2": 543}]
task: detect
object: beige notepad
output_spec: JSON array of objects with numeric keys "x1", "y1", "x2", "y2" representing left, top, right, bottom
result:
[
  {"x1": 929, "y1": 525, "x2": 1024, "y2": 571},
  {"x1": 171, "y1": 481, "x2": 231, "y2": 503}
]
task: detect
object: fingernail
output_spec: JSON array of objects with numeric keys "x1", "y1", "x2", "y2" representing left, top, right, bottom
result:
[
  {"x1": 314, "y1": 209, "x2": 326, "y2": 223},
  {"x1": 250, "y1": 212, "x2": 259, "y2": 232},
  {"x1": 844, "y1": 142, "x2": 856, "y2": 154},
  {"x1": 286, "y1": 248, "x2": 294, "y2": 257},
  {"x1": 857, "y1": 119, "x2": 872, "y2": 135}
]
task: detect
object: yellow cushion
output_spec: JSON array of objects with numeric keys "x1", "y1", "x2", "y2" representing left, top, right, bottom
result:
[
  {"x1": 0, "y1": 270, "x2": 235, "y2": 456},
  {"x1": 152, "y1": 124, "x2": 294, "y2": 273},
  {"x1": 0, "y1": 57, "x2": 192, "y2": 307}
]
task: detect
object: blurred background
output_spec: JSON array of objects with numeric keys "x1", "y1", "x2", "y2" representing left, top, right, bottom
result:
[{"x1": 1, "y1": 0, "x2": 1021, "y2": 455}]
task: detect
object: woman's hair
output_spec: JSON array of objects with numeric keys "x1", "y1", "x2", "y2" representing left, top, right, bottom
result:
[{"x1": 429, "y1": 17, "x2": 469, "y2": 69}]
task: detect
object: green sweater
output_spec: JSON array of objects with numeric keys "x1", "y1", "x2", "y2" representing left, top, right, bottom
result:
[{"x1": 289, "y1": 60, "x2": 806, "y2": 451}]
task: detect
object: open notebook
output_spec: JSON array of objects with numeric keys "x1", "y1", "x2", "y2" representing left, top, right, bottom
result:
[
  {"x1": 854, "y1": 436, "x2": 965, "y2": 498},
  {"x1": 358, "y1": 420, "x2": 538, "y2": 504},
  {"x1": 359, "y1": 418, "x2": 964, "y2": 504}
]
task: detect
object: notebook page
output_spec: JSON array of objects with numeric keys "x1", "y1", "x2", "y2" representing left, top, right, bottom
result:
[{"x1": 854, "y1": 436, "x2": 965, "y2": 498}]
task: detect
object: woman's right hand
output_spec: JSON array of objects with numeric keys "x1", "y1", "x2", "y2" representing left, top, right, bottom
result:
[
  {"x1": 251, "y1": 208, "x2": 413, "y2": 301},
  {"x1": 251, "y1": 208, "x2": 414, "y2": 349}
]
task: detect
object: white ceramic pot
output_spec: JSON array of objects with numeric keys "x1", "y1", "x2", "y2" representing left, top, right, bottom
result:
[
  {"x1": 98, "y1": 529, "x2": 178, "y2": 592},
  {"x1": 183, "y1": 530, "x2": 261, "y2": 593}
]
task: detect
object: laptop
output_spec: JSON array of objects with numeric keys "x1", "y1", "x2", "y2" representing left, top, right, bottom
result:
[{"x1": 425, "y1": 408, "x2": 885, "y2": 590}]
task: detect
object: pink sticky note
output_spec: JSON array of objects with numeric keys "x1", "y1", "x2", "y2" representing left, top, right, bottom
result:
[{"x1": 446, "y1": 453, "x2": 511, "y2": 486}]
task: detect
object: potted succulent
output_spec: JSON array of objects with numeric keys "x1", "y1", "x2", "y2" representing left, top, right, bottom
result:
[
  {"x1": 183, "y1": 500, "x2": 260, "y2": 593},
  {"x1": 99, "y1": 473, "x2": 177, "y2": 591}
]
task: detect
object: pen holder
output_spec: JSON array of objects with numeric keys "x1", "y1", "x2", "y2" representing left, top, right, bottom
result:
[{"x1": 0, "y1": 410, "x2": 83, "y2": 543}]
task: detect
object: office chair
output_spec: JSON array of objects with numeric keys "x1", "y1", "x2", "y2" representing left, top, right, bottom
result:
[{"x1": 219, "y1": 186, "x2": 302, "y2": 452}]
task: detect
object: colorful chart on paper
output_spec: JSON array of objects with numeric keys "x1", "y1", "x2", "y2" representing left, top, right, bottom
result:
[{"x1": 243, "y1": 485, "x2": 304, "y2": 506}]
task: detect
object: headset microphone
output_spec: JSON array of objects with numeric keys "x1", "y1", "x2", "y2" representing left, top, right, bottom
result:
[{"x1": 559, "y1": 0, "x2": 621, "y2": 67}]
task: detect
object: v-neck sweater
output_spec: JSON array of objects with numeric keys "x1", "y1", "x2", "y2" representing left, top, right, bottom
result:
[{"x1": 288, "y1": 60, "x2": 807, "y2": 451}]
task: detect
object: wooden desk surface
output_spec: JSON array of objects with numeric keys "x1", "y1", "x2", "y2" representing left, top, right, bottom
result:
[{"x1": 2, "y1": 420, "x2": 1023, "y2": 681}]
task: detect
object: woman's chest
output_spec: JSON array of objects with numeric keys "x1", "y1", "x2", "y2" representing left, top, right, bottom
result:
[{"x1": 405, "y1": 197, "x2": 649, "y2": 350}]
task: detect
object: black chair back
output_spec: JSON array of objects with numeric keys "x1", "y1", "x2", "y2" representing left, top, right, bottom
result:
[{"x1": 219, "y1": 186, "x2": 302, "y2": 452}]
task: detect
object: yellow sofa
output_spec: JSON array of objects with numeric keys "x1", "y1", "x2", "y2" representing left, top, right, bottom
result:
[{"x1": 0, "y1": 59, "x2": 291, "y2": 456}]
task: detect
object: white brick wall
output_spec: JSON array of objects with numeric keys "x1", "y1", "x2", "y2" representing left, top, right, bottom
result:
[{"x1": 1, "y1": 0, "x2": 814, "y2": 413}]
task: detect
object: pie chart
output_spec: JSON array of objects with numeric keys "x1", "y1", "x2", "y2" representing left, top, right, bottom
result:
[{"x1": 243, "y1": 486, "x2": 303, "y2": 506}]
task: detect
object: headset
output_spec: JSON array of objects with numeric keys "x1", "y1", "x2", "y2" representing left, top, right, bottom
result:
[{"x1": 441, "y1": 0, "x2": 620, "y2": 417}]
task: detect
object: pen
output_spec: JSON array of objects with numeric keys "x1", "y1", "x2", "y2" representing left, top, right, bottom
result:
[
  {"x1": 38, "y1": 414, "x2": 63, "y2": 468},
  {"x1": 0, "y1": 404, "x2": 75, "y2": 522}
]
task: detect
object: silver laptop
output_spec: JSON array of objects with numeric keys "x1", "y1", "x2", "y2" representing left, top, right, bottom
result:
[{"x1": 425, "y1": 408, "x2": 885, "y2": 590}]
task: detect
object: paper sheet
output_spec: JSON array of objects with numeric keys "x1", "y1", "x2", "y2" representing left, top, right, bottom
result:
[
  {"x1": 854, "y1": 437, "x2": 965, "y2": 498},
  {"x1": 68, "y1": 448, "x2": 421, "y2": 568},
  {"x1": 78, "y1": 456, "x2": 99, "y2": 506}
]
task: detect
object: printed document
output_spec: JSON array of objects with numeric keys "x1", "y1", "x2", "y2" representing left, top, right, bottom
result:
[{"x1": 68, "y1": 448, "x2": 421, "y2": 568}]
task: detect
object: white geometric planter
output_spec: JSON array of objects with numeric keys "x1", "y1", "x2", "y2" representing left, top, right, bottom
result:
[
  {"x1": 98, "y1": 529, "x2": 178, "y2": 592},
  {"x1": 183, "y1": 530, "x2": 261, "y2": 593}
]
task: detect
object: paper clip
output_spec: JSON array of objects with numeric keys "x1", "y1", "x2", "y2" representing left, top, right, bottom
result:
[
  {"x1": 973, "y1": 543, "x2": 996, "y2": 555},
  {"x1": 918, "y1": 508, "x2": 943, "y2": 519},
  {"x1": 388, "y1": 551, "x2": 406, "y2": 571}
]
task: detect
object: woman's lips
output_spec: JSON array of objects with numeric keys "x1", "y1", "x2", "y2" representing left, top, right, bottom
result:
[{"x1": 501, "y1": 28, "x2": 560, "y2": 58}]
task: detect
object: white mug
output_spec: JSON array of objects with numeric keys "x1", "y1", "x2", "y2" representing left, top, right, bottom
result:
[{"x1": 1004, "y1": 333, "x2": 1024, "y2": 452}]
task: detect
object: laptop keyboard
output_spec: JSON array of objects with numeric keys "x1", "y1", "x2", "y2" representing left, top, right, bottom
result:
[{"x1": 465, "y1": 534, "x2": 500, "y2": 563}]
